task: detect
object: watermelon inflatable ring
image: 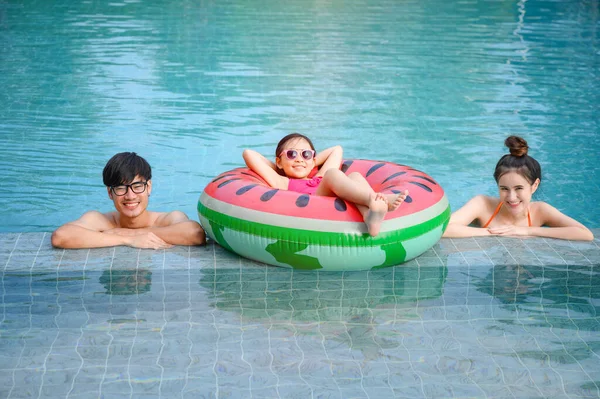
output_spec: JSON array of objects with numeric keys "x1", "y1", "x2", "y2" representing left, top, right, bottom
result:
[{"x1": 198, "y1": 159, "x2": 450, "y2": 271}]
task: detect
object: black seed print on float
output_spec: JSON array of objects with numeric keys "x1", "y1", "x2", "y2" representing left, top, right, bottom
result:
[
  {"x1": 412, "y1": 175, "x2": 438, "y2": 185},
  {"x1": 409, "y1": 181, "x2": 432, "y2": 192},
  {"x1": 334, "y1": 198, "x2": 347, "y2": 211},
  {"x1": 236, "y1": 184, "x2": 258, "y2": 195},
  {"x1": 239, "y1": 172, "x2": 264, "y2": 183},
  {"x1": 366, "y1": 163, "x2": 386, "y2": 177},
  {"x1": 218, "y1": 178, "x2": 241, "y2": 188},
  {"x1": 341, "y1": 160, "x2": 353, "y2": 173},
  {"x1": 392, "y1": 190, "x2": 412, "y2": 203},
  {"x1": 212, "y1": 173, "x2": 237, "y2": 183},
  {"x1": 296, "y1": 195, "x2": 310, "y2": 208},
  {"x1": 260, "y1": 189, "x2": 278, "y2": 202},
  {"x1": 381, "y1": 171, "x2": 407, "y2": 184}
]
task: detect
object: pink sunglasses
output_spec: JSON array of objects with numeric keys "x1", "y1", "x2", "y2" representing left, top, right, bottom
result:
[{"x1": 280, "y1": 149, "x2": 315, "y2": 161}]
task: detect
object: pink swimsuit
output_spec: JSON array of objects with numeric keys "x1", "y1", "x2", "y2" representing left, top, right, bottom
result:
[{"x1": 287, "y1": 176, "x2": 323, "y2": 195}]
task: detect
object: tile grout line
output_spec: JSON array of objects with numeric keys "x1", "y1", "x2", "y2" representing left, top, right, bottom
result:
[
  {"x1": 37, "y1": 244, "x2": 66, "y2": 399},
  {"x1": 66, "y1": 248, "x2": 92, "y2": 398},
  {"x1": 8, "y1": 233, "x2": 44, "y2": 399},
  {"x1": 465, "y1": 237, "x2": 517, "y2": 399},
  {"x1": 496, "y1": 238, "x2": 547, "y2": 398}
]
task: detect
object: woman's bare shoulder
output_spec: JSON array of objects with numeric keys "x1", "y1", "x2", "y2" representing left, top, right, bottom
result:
[{"x1": 469, "y1": 195, "x2": 498, "y2": 209}]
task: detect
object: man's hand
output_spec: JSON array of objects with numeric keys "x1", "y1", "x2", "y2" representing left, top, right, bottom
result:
[
  {"x1": 128, "y1": 232, "x2": 173, "y2": 249},
  {"x1": 104, "y1": 228, "x2": 146, "y2": 237}
]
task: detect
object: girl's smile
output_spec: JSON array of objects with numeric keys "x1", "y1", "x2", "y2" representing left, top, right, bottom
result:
[{"x1": 276, "y1": 138, "x2": 316, "y2": 179}]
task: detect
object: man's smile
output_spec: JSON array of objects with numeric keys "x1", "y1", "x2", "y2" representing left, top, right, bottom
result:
[{"x1": 122, "y1": 201, "x2": 140, "y2": 209}]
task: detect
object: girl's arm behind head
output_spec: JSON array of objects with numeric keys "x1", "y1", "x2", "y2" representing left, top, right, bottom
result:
[
  {"x1": 243, "y1": 149, "x2": 288, "y2": 189},
  {"x1": 315, "y1": 145, "x2": 343, "y2": 177}
]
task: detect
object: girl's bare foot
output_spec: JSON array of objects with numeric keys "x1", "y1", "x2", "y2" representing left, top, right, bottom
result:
[
  {"x1": 365, "y1": 193, "x2": 388, "y2": 237},
  {"x1": 385, "y1": 190, "x2": 409, "y2": 211}
]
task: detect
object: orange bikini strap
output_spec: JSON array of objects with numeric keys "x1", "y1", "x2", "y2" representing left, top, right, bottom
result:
[
  {"x1": 483, "y1": 202, "x2": 532, "y2": 228},
  {"x1": 482, "y1": 202, "x2": 503, "y2": 228}
]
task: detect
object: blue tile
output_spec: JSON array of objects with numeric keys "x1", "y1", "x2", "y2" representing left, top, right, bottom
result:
[{"x1": 1, "y1": 234, "x2": 599, "y2": 398}]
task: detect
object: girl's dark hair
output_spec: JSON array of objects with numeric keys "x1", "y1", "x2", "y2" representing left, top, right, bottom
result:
[
  {"x1": 493, "y1": 136, "x2": 541, "y2": 184},
  {"x1": 275, "y1": 133, "x2": 316, "y2": 158},
  {"x1": 102, "y1": 152, "x2": 152, "y2": 186}
]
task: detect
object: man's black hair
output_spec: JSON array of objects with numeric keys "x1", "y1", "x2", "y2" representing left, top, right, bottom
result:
[{"x1": 102, "y1": 152, "x2": 152, "y2": 187}]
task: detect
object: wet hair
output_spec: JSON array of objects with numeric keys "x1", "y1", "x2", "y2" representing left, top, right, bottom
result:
[
  {"x1": 493, "y1": 136, "x2": 541, "y2": 185},
  {"x1": 102, "y1": 152, "x2": 152, "y2": 186},
  {"x1": 275, "y1": 133, "x2": 316, "y2": 158}
]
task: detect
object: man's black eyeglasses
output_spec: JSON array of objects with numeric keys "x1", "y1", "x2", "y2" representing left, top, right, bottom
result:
[{"x1": 110, "y1": 181, "x2": 148, "y2": 196}]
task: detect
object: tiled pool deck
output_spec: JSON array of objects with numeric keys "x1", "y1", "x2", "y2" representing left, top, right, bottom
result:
[{"x1": 1, "y1": 231, "x2": 599, "y2": 398}]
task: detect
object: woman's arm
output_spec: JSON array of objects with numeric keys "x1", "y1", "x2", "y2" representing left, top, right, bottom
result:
[
  {"x1": 490, "y1": 202, "x2": 594, "y2": 241},
  {"x1": 443, "y1": 224, "x2": 493, "y2": 238},
  {"x1": 243, "y1": 149, "x2": 288, "y2": 189},
  {"x1": 315, "y1": 145, "x2": 343, "y2": 176},
  {"x1": 443, "y1": 195, "x2": 492, "y2": 238}
]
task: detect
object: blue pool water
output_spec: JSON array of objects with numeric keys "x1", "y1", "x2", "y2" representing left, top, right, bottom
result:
[
  {"x1": 0, "y1": 0, "x2": 598, "y2": 232},
  {"x1": 1, "y1": 1, "x2": 599, "y2": 398},
  {"x1": 1, "y1": 233, "x2": 600, "y2": 398}
]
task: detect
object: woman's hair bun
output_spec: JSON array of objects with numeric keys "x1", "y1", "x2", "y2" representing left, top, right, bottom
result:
[{"x1": 505, "y1": 136, "x2": 528, "y2": 157}]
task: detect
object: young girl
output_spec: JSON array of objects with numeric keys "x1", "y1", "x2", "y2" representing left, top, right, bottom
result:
[
  {"x1": 443, "y1": 136, "x2": 594, "y2": 241},
  {"x1": 242, "y1": 133, "x2": 408, "y2": 237}
]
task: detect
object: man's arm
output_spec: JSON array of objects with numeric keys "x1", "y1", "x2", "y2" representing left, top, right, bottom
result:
[
  {"x1": 147, "y1": 211, "x2": 206, "y2": 246},
  {"x1": 51, "y1": 211, "x2": 172, "y2": 249}
]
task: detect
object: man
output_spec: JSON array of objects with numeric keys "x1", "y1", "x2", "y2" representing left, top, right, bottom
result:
[{"x1": 51, "y1": 152, "x2": 206, "y2": 249}]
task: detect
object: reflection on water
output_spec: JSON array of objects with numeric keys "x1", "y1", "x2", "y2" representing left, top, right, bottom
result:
[
  {"x1": 1, "y1": 252, "x2": 599, "y2": 396},
  {"x1": 474, "y1": 263, "x2": 600, "y2": 368},
  {"x1": 99, "y1": 268, "x2": 152, "y2": 295},
  {"x1": 197, "y1": 264, "x2": 447, "y2": 359},
  {"x1": 476, "y1": 263, "x2": 599, "y2": 331},
  {"x1": 1, "y1": 0, "x2": 599, "y2": 232},
  {"x1": 199, "y1": 265, "x2": 447, "y2": 319}
]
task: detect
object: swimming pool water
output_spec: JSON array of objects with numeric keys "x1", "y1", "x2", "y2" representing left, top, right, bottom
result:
[
  {"x1": 1, "y1": 233, "x2": 599, "y2": 398},
  {"x1": 1, "y1": 1, "x2": 599, "y2": 398},
  {"x1": 0, "y1": 0, "x2": 598, "y2": 232}
]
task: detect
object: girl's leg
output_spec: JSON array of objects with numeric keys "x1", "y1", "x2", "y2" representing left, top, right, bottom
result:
[
  {"x1": 321, "y1": 171, "x2": 409, "y2": 211},
  {"x1": 316, "y1": 170, "x2": 388, "y2": 236},
  {"x1": 343, "y1": 172, "x2": 408, "y2": 211},
  {"x1": 386, "y1": 189, "x2": 409, "y2": 211},
  {"x1": 344, "y1": 173, "x2": 408, "y2": 234}
]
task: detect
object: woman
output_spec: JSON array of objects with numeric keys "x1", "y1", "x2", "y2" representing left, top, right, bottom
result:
[{"x1": 443, "y1": 136, "x2": 593, "y2": 241}]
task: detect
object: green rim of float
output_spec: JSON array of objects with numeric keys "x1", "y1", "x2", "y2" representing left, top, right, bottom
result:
[
  {"x1": 198, "y1": 159, "x2": 450, "y2": 271},
  {"x1": 198, "y1": 196, "x2": 449, "y2": 247}
]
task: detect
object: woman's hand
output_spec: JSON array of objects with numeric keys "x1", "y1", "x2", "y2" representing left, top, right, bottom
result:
[{"x1": 487, "y1": 225, "x2": 529, "y2": 237}]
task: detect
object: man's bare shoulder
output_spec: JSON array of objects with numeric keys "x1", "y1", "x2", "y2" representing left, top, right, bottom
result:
[
  {"x1": 70, "y1": 210, "x2": 118, "y2": 230},
  {"x1": 152, "y1": 210, "x2": 190, "y2": 227}
]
